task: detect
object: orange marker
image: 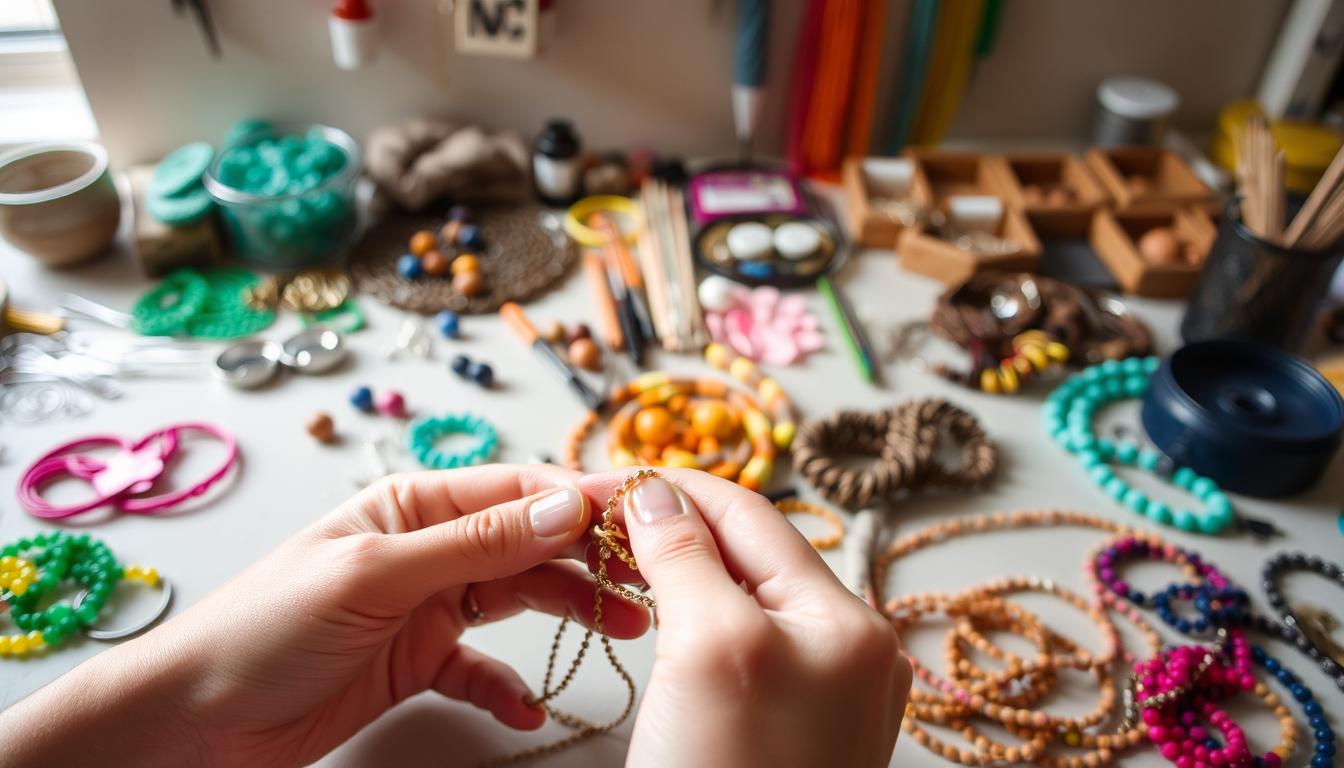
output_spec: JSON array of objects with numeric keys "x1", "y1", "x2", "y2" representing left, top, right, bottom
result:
[{"x1": 500, "y1": 303, "x2": 605, "y2": 411}]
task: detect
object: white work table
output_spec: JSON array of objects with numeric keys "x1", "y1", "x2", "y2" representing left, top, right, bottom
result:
[{"x1": 2, "y1": 198, "x2": 1343, "y2": 768}]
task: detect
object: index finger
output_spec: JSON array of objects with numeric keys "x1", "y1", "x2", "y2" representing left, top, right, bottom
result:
[{"x1": 577, "y1": 468, "x2": 848, "y2": 610}]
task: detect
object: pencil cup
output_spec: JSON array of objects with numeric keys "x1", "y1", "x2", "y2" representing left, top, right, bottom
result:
[{"x1": 1181, "y1": 206, "x2": 1344, "y2": 352}]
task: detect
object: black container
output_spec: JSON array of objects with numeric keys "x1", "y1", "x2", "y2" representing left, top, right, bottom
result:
[
  {"x1": 1141, "y1": 339, "x2": 1344, "y2": 498},
  {"x1": 1181, "y1": 205, "x2": 1343, "y2": 351}
]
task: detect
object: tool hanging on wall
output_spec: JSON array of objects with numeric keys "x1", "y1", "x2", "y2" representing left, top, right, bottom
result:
[
  {"x1": 170, "y1": 0, "x2": 221, "y2": 58},
  {"x1": 733, "y1": 0, "x2": 770, "y2": 161},
  {"x1": 330, "y1": 0, "x2": 379, "y2": 69}
]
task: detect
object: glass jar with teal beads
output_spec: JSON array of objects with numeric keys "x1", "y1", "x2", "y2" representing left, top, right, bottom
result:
[
  {"x1": 203, "y1": 122, "x2": 360, "y2": 269},
  {"x1": 1042, "y1": 356, "x2": 1238, "y2": 535}
]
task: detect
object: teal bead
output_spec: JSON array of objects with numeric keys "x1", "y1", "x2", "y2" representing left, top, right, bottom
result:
[
  {"x1": 1172, "y1": 467, "x2": 1197, "y2": 490},
  {"x1": 1190, "y1": 477, "x2": 1216, "y2": 500},
  {"x1": 1143, "y1": 356, "x2": 1161, "y2": 373},
  {"x1": 1100, "y1": 359, "x2": 1122, "y2": 375},
  {"x1": 1206, "y1": 493, "x2": 1232, "y2": 517},
  {"x1": 1078, "y1": 450, "x2": 1102, "y2": 470},
  {"x1": 1197, "y1": 512, "x2": 1226, "y2": 534},
  {"x1": 1114, "y1": 441, "x2": 1139, "y2": 464},
  {"x1": 1084, "y1": 384, "x2": 1104, "y2": 401},
  {"x1": 1173, "y1": 508, "x2": 1198, "y2": 531},
  {"x1": 1137, "y1": 449, "x2": 1161, "y2": 471},
  {"x1": 1104, "y1": 478, "x2": 1129, "y2": 500},
  {"x1": 1043, "y1": 416, "x2": 1064, "y2": 436},
  {"x1": 1145, "y1": 501, "x2": 1173, "y2": 524},
  {"x1": 1122, "y1": 488, "x2": 1148, "y2": 511},
  {"x1": 1124, "y1": 376, "x2": 1148, "y2": 397},
  {"x1": 1069, "y1": 433, "x2": 1096, "y2": 453},
  {"x1": 1121, "y1": 357, "x2": 1143, "y2": 374},
  {"x1": 1081, "y1": 366, "x2": 1102, "y2": 382},
  {"x1": 1087, "y1": 465, "x2": 1114, "y2": 486},
  {"x1": 1095, "y1": 439, "x2": 1116, "y2": 460}
]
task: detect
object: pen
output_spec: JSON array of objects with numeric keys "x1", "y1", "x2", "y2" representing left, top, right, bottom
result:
[
  {"x1": 500, "y1": 302, "x2": 606, "y2": 411},
  {"x1": 817, "y1": 276, "x2": 880, "y2": 384}
]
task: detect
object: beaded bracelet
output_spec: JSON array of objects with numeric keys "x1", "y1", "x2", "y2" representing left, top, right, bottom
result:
[
  {"x1": 406, "y1": 413, "x2": 498, "y2": 470},
  {"x1": 1260, "y1": 552, "x2": 1344, "y2": 692},
  {"x1": 895, "y1": 323, "x2": 1071, "y2": 395},
  {"x1": 561, "y1": 369, "x2": 787, "y2": 491},
  {"x1": 0, "y1": 532, "x2": 164, "y2": 656},
  {"x1": 1043, "y1": 357, "x2": 1238, "y2": 535},
  {"x1": 774, "y1": 499, "x2": 844, "y2": 550},
  {"x1": 792, "y1": 398, "x2": 996, "y2": 509},
  {"x1": 1091, "y1": 538, "x2": 1336, "y2": 767},
  {"x1": 132, "y1": 267, "x2": 276, "y2": 340}
]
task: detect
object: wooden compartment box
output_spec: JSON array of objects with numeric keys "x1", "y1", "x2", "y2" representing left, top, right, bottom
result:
[
  {"x1": 1090, "y1": 208, "x2": 1215, "y2": 298},
  {"x1": 842, "y1": 157, "x2": 932, "y2": 249},
  {"x1": 897, "y1": 150, "x2": 1041, "y2": 285},
  {"x1": 1085, "y1": 147, "x2": 1216, "y2": 211},
  {"x1": 1027, "y1": 212, "x2": 1118, "y2": 290},
  {"x1": 987, "y1": 153, "x2": 1109, "y2": 229}
]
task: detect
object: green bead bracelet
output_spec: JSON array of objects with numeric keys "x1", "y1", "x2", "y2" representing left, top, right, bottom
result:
[
  {"x1": 1, "y1": 531, "x2": 121, "y2": 654},
  {"x1": 131, "y1": 269, "x2": 209, "y2": 336},
  {"x1": 407, "y1": 413, "x2": 499, "y2": 470},
  {"x1": 1042, "y1": 356, "x2": 1238, "y2": 535}
]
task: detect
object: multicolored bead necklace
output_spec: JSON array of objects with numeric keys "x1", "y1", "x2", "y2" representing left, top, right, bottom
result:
[
  {"x1": 1043, "y1": 357, "x2": 1238, "y2": 535},
  {"x1": 1, "y1": 531, "x2": 165, "y2": 657},
  {"x1": 1091, "y1": 536, "x2": 1337, "y2": 768}
]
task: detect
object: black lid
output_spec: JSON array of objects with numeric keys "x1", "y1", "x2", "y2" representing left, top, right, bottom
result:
[{"x1": 536, "y1": 119, "x2": 580, "y2": 158}]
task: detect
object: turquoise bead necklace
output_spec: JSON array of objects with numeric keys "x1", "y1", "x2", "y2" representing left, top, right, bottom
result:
[
  {"x1": 1042, "y1": 356, "x2": 1238, "y2": 535},
  {"x1": 407, "y1": 413, "x2": 499, "y2": 470}
]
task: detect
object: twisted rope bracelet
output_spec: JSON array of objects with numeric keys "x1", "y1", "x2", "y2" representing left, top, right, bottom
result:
[{"x1": 792, "y1": 398, "x2": 997, "y2": 509}]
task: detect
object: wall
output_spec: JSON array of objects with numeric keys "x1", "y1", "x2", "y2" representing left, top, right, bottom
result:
[{"x1": 53, "y1": 0, "x2": 1289, "y2": 166}]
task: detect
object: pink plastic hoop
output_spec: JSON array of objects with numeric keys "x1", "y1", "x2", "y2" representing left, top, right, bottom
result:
[{"x1": 17, "y1": 423, "x2": 238, "y2": 520}]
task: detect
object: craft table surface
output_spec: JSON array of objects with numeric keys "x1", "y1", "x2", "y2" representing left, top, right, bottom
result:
[{"x1": 2, "y1": 194, "x2": 1343, "y2": 768}]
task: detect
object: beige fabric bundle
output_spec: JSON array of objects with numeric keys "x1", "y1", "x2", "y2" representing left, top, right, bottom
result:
[{"x1": 365, "y1": 119, "x2": 531, "y2": 212}]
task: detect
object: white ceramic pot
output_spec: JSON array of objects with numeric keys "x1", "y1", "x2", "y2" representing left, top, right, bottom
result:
[{"x1": 0, "y1": 141, "x2": 120, "y2": 267}]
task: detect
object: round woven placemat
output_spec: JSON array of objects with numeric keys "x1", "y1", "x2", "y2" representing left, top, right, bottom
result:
[{"x1": 350, "y1": 204, "x2": 576, "y2": 314}]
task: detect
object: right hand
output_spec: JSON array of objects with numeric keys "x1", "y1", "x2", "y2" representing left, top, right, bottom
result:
[{"x1": 578, "y1": 469, "x2": 912, "y2": 768}]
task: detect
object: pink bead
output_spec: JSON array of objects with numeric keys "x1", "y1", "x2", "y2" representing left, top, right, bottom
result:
[
  {"x1": 376, "y1": 390, "x2": 406, "y2": 418},
  {"x1": 1162, "y1": 743, "x2": 1181, "y2": 760},
  {"x1": 1148, "y1": 726, "x2": 1167, "y2": 742},
  {"x1": 1262, "y1": 753, "x2": 1280, "y2": 768}
]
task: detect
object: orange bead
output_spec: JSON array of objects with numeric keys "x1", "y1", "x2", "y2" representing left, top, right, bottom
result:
[
  {"x1": 568, "y1": 338, "x2": 602, "y2": 371},
  {"x1": 409, "y1": 230, "x2": 438, "y2": 256},
  {"x1": 421, "y1": 249, "x2": 449, "y2": 276},
  {"x1": 634, "y1": 406, "x2": 676, "y2": 446},
  {"x1": 451, "y1": 254, "x2": 481, "y2": 275},
  {"x1": 690, "y1": 400, "x2": 733, "y2": 439},
  {"x1": 453, "y1": 270, "x2": 484, "y2": 297}
]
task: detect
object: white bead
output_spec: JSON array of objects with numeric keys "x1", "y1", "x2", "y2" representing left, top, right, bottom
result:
[
  {"x1": 773, "y1": 221, "x2": 822, "y2": 260},
  {"x1": 697, "y1": 275, "x2": 739, "y2": 312},
  {"x1": 725, "y1": 222, "x2": 773, "y2": 261}
]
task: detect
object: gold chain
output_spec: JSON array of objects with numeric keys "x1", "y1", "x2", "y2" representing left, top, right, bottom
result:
[{"x1": 482, "y1": 469, "x2": 660, "y2": 766}]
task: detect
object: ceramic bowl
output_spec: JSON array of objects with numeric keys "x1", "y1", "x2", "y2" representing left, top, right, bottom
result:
[{"x1": 0, "y1": 141, "x2": 121, "y2": 267}]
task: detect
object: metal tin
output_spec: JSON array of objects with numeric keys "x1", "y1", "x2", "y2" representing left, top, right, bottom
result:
[
  {"x1": 1142, "y1": 340, "x2": 1344, "y2": 498},
  {"x1": 281, "y1": 326, "x2": 347, "y2": 374},
  {"x1": 214, "y1": 339, "x2": 282, "y2": 389}
]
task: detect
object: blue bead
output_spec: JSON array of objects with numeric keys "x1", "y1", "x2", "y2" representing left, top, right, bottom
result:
[
  {"x1": 1311, "y1": 754, "x2": 1331, "y2": 768},
  {"x1": 1203, "y1": 739, "x2": 1220, "y2": 750},
  {"x1": 739, "y1": 260, "x2": 777, "y2": 279},
  {"x1": 450, "y1": 354, "x2": 472, "y2": 376},
  {"x1": 1317, "y1": 729, "x2": 1334, "y2": 743},
  {"x1": 1318, "y1": 742, "x2": 1335, "y2": 757},
  {"x1": 1193, "y1": 618, "x2": 1209, "y2": 632},
  {"x1": 1310, "y1": 715, "x2": 1326, "y2": 728},
  {"x1": 349, "y1": 385, "x2": 374, "y2": 412},
  {"x1": 470, "y1": 361, "x2": 494, "y2": 387},
  {"x1": 1306, "y1": 701, "x2": 1323, "y2": 716},
  {"x1": 457, "y1": 224, "x2": 485, "y2": 249},
  {"x1": 1131, "y1": 590, "x2": 1146, "y2": 603},
  {"x1": 397, "y1": 253, "x2": 423, "y2": 279},
  {"x1": 435, "y1": 310, "x2": 461, "y2": 338},
  {"x1": 1294, "y1": 685, "x2": 1313, "y2": 702},
  {"x1": 1176, "y1": 619, "x2": 1191, "y2": 632}
]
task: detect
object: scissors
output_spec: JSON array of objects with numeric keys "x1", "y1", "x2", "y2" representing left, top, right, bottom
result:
[{"x1": 18, "y1": 423, "x2": 238, "y2": 519}]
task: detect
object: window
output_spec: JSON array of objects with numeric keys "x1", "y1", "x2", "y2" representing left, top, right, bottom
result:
[{"x1": 0, "y1": 0, "x2": 97, "y2": 145}]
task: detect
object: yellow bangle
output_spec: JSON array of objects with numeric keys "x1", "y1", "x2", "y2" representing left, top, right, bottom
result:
[
  {"x1": 775, "y1": 499, "x2": 846, "y2": 550},
  {"x1": 563, "y1": 195, "x2": 644, "y2": 247}
]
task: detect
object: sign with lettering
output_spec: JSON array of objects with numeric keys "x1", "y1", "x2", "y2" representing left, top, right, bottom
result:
[{"x1": 454, "y1": 0, "x2": 538, "y2": 59}]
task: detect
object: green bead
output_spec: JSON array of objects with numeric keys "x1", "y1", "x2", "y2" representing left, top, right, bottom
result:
[
  {"x1": 1122, "y1": 488, "x2": 1148, "y2": 512},
  {"x1": 1145, "y1": 501, "x2": 1173, "y2": 525},
  {"x1": 1172, "y1": 467, "x2": 1197, "y2": 490},
  {"x1": 75, "y1": 603, "x2": 99, "y2": 625},
  {"x1": 1173, "y1": 508, "x2": 1198, "y2": 531},
  {"x1": 42, "y1": 626, "x2": 65, "y2": 646}
]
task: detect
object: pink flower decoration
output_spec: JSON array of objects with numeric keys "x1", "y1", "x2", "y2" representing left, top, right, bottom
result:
[{"x1": 704, "y1": 285, "x2": 824, "y2": 366}]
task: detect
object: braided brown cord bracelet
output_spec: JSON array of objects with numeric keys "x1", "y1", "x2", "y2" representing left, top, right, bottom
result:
[{"x1": 792, "y1": 399, "x2": 997, "y2": 509}]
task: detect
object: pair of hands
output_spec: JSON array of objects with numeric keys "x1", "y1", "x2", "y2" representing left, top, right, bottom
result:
[{"x1": 0, "y1": 465, "x2": 910, "y2": 767}]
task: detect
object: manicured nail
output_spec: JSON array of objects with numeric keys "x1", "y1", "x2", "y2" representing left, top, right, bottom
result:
[
  {"x1": 627, "y1": 478, "x2": 691, "y2": 524},
  {"x1": 529, "y1": 487, "x2": 585, "y2": 538}
]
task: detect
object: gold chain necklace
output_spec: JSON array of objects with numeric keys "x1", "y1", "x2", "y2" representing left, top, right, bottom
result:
[{"x1": 484, "y1": 470, "x2": 659, "y2": 766}]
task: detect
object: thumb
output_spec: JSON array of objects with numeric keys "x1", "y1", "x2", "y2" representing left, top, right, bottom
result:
[
  {"x1": 380, "y1": 485, "x2": 591, "y2": 603},
  {"x1": 614, "y1": 475, "x2": 749, "y2": 624}
]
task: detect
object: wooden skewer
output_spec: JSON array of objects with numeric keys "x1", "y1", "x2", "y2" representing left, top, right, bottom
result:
[{"x1": 1285, "y1": 142, "x2": 1344, "y2": 248}]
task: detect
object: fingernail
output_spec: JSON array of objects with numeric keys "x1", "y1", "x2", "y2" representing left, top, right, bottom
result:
[
  {"x1": 626, "y1": 478, "x2": 691, "y2": 525},
  {"x1": 529, "y1": 487, "x2": 585, "y2": 538}
]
